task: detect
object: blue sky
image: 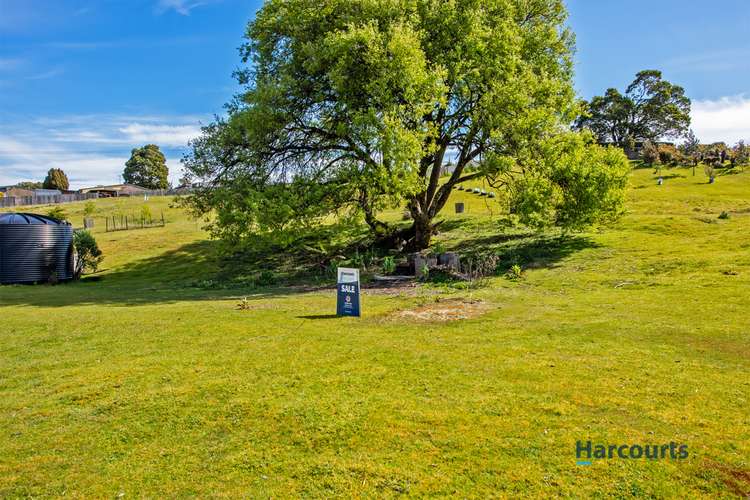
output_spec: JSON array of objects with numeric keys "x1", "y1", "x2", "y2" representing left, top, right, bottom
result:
[{"x1": 1, "y1": 0, "x2": 749, "y2": 188}]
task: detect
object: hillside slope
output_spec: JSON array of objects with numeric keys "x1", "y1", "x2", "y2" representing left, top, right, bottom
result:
[{"x1": 0, "y1": 167, "x2": 748, "y2": 497}]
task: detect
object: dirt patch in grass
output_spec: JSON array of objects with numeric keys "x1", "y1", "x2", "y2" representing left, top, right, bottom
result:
[
  {"x1": 395, "y1": 297, "x2": 489, "y2": 322},
  {"x1": 701, "y1": 461, "x2": 750, "y2": 497},
  {"x1": 364, "y1": 280, "x2": 421, "y2": 296}
]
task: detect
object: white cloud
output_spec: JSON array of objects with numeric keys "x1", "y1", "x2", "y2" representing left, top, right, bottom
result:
[
  {"x1": 26, "y1": 67, "x2": 65, "y2": 80},
  {"x1": 119, "y1": 123, "x2": 202, "y2": 147},
  {"x1": 156, "y1": 0, "x2": 219, "y2": 16},
  {"x1": 0, "y1": 137, "x2": 125, "y2": 187},
  {"x1": 691, "y1": 95, "x2": 750, "y2": 145},
  {"x1": 0, "y1": 58, "x2": 22, "y2": 71},
  {"x1": 0, "y1": 114, "x2": 204, "y2": 189},
  {"x1": 665, "y1": 49, "x2": 750, "y2": 74}
]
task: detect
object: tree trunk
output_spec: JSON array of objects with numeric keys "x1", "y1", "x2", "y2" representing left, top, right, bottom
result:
[{"x1": 411, "y1": 213, "x2": 433, "y2": 250}]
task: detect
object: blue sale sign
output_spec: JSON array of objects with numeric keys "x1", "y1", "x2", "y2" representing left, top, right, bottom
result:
[{"x1": 336, "y1": 267, "x2": 361, "y2": 317}]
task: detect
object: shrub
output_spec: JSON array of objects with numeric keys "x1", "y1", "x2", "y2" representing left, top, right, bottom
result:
[
  {"x1": 381, "y1": 256, "x2": 396, "y2": 275},
  {"x1": 657, "y1": 144, "x2": 681, "y2": 166},
  {"x1": 83, "y1": 201, "x2": 96, "y2": 217},
  {"x1": 73, "y1": 230, "x2": 103, "y2": 278},
  {"x1": 641, "y1": 141, "x2": 660, "y2": 166},
  {"x1": 733, "y1": 140, "x2": 749, "y2": 167},
  {"x1": 718, "y1": 211, "x2": 730, "y2": 220},
  {"x1": 256, "y1": 270, "x2": 277, "y2": 286},
  {"x1": 506, "y1": 264, "x2": 524, "y2": 280},
  {"x1": 419, "y1": 263, "x2": 430, "y2": 280},
  {"x1": 46, "y1": 206, "x2": 68, "y2": 221},
  {"x1": 140, "y1": 205, "x2": 153, "y2": 223},
  {"x1": 461, "y1": 253, "x2": 500, "y2": 286},
  {"x1": 704, "y1": 164, "x2": 717, "y2": 183}
]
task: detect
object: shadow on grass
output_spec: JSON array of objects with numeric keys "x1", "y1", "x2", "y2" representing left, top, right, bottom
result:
[
  {"x1": 297, "y1": 314, "x2": 339, "y2": 320},
  {"x1": 1, "y1": 221, "x2": 598, "y2": 307},
  {"x1": 0, "y1": 240, "x2": 312, "y2": 308},
  {"x1": 441, "y1": 219, "x2": 600, "y2": 272}
]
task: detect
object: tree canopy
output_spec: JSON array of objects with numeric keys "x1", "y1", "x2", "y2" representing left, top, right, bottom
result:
[
  {"x1": 184, "y1": 0, "x2": 631, "y2": 250},
  {"x1": 576, "y1": 70, "x2": 691, "y2": 148},
  {"x1": 43, "y1": 168, "x2": 70, "y2": 191},
  {"x1": 15, "y1": 181, "x2": 43, "y2": 190},
  {"x1": 123, "y1": 145, "x2": 169, "y2": 190}
]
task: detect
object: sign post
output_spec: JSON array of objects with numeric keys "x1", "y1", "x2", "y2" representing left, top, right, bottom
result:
[{"x1": 336, "y1": 267, "x2": 361, "y2": 317}]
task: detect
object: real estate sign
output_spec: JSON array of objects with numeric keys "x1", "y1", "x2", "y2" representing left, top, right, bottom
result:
[{"x1": 336, "y1": 267, "x2": 360, "y2": 317}]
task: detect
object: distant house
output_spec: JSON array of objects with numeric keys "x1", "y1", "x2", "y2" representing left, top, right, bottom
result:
[
  {"x1": 0, "y1": 187, "x2": 35, "y2": 198},
  {"x1": 33, "y1": 189, "x2": 62, "y2": 197},
  {"x1": 78, "y1": 184, "x2": 149, "y2": 197}
]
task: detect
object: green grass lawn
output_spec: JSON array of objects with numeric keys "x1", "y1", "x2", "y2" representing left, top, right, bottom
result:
[{"x1": 1, "y1": 166, "x2": 749, "y2": 497}]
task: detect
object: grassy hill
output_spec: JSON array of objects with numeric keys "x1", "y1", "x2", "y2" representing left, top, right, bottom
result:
[{"x1": 0, "y1": 166, "x2": 748, "y2": 497}]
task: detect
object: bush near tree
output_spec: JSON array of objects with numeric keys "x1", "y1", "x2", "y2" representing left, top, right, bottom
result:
[
  {"x1": 45, "y1": 206, "x2": 68, "y2": 221},
  {"x1": 73, "y1": 230, "x2": 103, "y2": 279},
  {"x1": 732, "y1": 140, "x2": 748, "y2": 168},
  {"x1": 641, "y1": 141, "x2": 661, "y2": 167},
  {"x1": 657, "y1": 144, "x2": 682, "y2": 166},
  {"x1": 680, "y1": 130, "x2": 701, "y2": 175}
]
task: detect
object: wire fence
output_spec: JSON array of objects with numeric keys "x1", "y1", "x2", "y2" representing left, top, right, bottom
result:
[{"x1": 105, "y1": 213, "x2": 166, "y2": 232}]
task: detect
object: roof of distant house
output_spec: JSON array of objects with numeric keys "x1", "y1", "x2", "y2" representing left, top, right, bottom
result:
[
  {"x1": 33, "y1": 189, "x2": 62, "y2": 196},
  {"x1": 78, "y1": 184, "x2": 148, "y2": 194},
  {"x1": 0, "y1": 187, "x2": 35, "y2": 197}
]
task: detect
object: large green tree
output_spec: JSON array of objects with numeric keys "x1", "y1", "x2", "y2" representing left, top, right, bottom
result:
[
  {"x1": 576, "y1": 70, "x2": 691, "y2": 148},
  {"x1": 42, "y1": 168, "x2": 69, "y2": 191},
  {"x1": 123, "y1": 145, "x2": 169, "y2": 189},
  {"x1": 184, "y1": 0, "x2": 630, "y2": 250}
]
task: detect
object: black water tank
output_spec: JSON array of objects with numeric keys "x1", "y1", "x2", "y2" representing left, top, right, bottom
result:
[{"x1": 0, "y1": 213, "x2": 74, "y2": 284}]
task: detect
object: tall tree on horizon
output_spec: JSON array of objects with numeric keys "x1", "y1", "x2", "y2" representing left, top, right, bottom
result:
[
  {"x1": 42, "y1": 168, "x2": 70, "y2": 191},
  {"x1": 576, "y1": 70, "x2": 691, "y2": 147},
  {"x1": 123, "y1": 144, "x2": 169, "y2": 190}
]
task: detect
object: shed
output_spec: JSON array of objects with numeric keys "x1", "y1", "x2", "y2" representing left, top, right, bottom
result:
[
  {"x1": 78, "y1": 184, "x2": 148, "y2": 197},
  {"x1": 0, "y1": 213, "x2": 74, "y2": 284}
]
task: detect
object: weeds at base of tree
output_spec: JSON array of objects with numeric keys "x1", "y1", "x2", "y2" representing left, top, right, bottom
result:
[{"x1": 505, "y1": 264, "x2": 524, "y2": 281}]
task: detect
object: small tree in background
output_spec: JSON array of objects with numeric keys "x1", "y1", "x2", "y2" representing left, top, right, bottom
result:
[
  {"x1": 641, "y1": 140, "x2": 661, "y2": 168},
  {"x1": 73, "y1": 230, "x2": 103, "y2": 279},
  {"x1": 140, "y1": 205, "x2": 153, "y2": 223},
  {"x1": 43, "y1": 168, "x2": 70, "y2": 191},
  {"x1": 45, "y1": 206, "x2": 68, "y2": 221},
  {"x1": 657, "y1": 144, "x2": 680, "y2": 166},
  {"x1": 733, "y1": 140, "x2": 748, "y2": 169},
  {"x1": 123, "y1": 145, "x2": 169, "y2": 189},
  {"x1": 680, "y1": 130, "x2": 701, "y2": 175},
  {"x1": 83, "y1": 201, "x2": 96, "y2": 217},
  {"x1": 704, "y1": 163, "x2": 717, "y2": 184}
]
